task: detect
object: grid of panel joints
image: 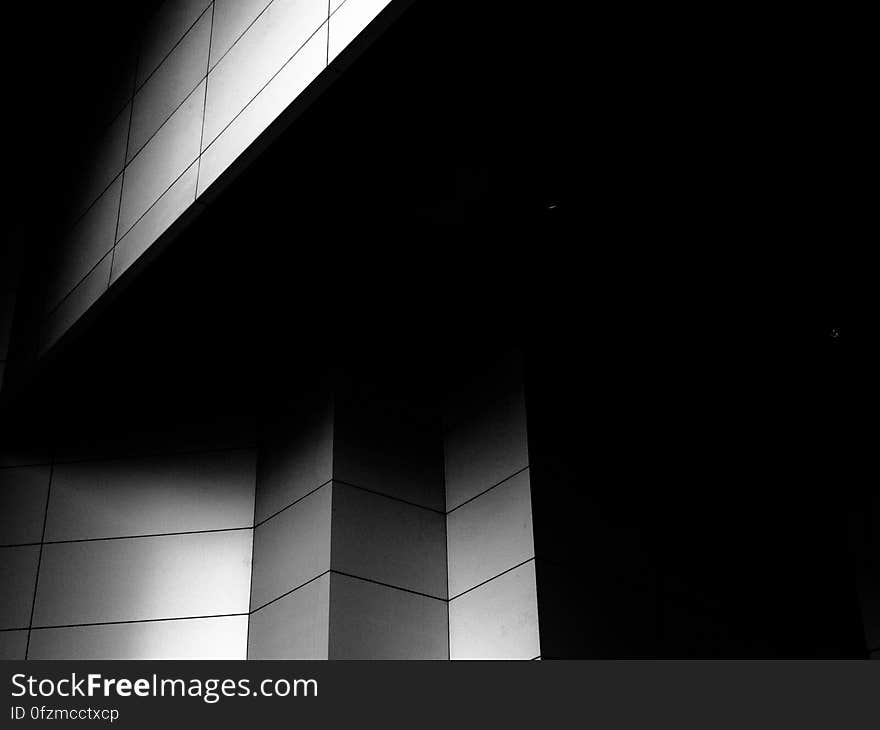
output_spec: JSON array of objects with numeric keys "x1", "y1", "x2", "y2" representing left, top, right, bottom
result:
[
  {"x1": 40, "y1": 0, "x2": 389, "y2": 355},
  {"x1": 0, "y1": 444, "x2": 256, "y2": 660},
  {"x1": 248, "y1": 361, "x2": 542, "y2": 660},
  {"x1": 247, "y1": 477, "x2": 448, "y2": 660}
]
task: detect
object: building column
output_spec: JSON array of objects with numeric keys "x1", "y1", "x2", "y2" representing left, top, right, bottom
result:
[
  {"x1": 444, "y1": 350, "x2": 659, "y2": 659},
  {"x1": 247, "y1": 369, "x2": 448, "y2": 659},
  {"x1": 444, "y1": 351, "x2": 538, "y2": 659}
]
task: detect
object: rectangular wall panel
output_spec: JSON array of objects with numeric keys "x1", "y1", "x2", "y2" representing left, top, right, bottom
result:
[
  {"x1": 41, "y1": 251, "x2": 113, "y2": 354},
  {"x1": 129, "y1": 9, "x2": 212, "y2": 161},
  {"x1": 202, "y1": 0, "x2": 328, "y2": 147},
  {"x1": 0, "y1": 630, "x2": 27, "y2": 659},
  {"x1": 448, "y1": 560, "x2": 540, "y2": 660},
  {"x1": 118, "y1": 80, "x2": 206, "y2": 237},
  {"x1": 137, "y1": 0, "x2": 213, "y2": 87},
  {"x1": 330, "y1": 482, "x2": 446, "y2": 598},
  {"x1": 33, "y1": 530, "x2": 252, "y2": 627},
  {"x1": 110, "y1": 161, "x2": 200, "y2": 284},
  {"x1": 45, "y1": 449, "x2": 256, "y2": 541},
  {"x1": 64, "y1": 104, "x2": 131, "y2": 224},
  {"x1": 248, "y1": 574, "x2": 330, "y2": 659},
  {"x1": 334, "y1": 394, "x2": 445, "y2": 512},
  {"x1": 444, "y1": 384, "x2": 529, "y2": 511},
  {"x1": 0, "y1": 466, "x2": 50, "y2": 546},
  {"x1": 28, "y1": 615, "x2": 248, "y2": 660},
  {"x1": 47, "y1": 176, "x2": 123, "y2": 313},
  {"x1": 250, "y1": 483, "x2": 331, "y2": 610},
  {"x1": 328, "y1": 573, "x2": 448, "y2": 659},
  {"x1": 209, "y1": 0, "x2": 274, "y2": 70},
  {"x1": 446, "y1": 469, "x2": 534, "y2": 597},
  {"x1": 0, "y1": 545, "x2": 40, "y2": 629},
  {"x1": 198, "y1": 23, "x2": 327, "y2": 196},
  {"x1": 254, "y1": 396, "x2": 333, "y2": 524}
]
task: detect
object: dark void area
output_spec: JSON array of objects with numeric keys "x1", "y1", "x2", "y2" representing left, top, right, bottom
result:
[
  {"x1": 4, "y1": 2, "x2": 160, "y2": 228},
  {"x1": 2, "y1": 2, "x2": 856, "y2": 656}
]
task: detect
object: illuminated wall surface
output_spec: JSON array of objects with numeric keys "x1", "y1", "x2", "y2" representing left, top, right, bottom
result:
[
  {"x1": 0, "y1": 354, "x2": 550, "y2": 659},
  {"x1": 41, "y1": 0, "x2": 401, "y2": 356}
]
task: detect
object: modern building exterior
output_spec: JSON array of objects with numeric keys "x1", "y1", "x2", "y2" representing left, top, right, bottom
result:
[{"x1": 0, "y1": 0, "x2": 867, "y2": 661}]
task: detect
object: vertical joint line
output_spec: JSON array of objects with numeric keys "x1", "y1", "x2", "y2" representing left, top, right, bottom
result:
[
  {"x1": 25, "y1": 463, "x2": 54, "y2": 659},
  {"x1": 328, "y1": 387, "x2": 336, "y2": 660},
  {"x1": 196, "y1": 2, "x2": 215, "y2": 198},
  {"x1": 108, "y1": 62, "x2": 137, "y2": 287},
  {"x1": 245, "y1": 445, "x2": 258, "y2": 660},
  {"x1": 326, "y1": 1, "x2": 331, "y2": 65},
  {"x1": 441, "y1": 427, "x2": 451, "y2": 660}
]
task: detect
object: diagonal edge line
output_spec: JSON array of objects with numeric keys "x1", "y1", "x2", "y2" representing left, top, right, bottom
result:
[
  {"x1": 126, "y1": 74, "x2": 208, "y2": 170},
  {"x1": 207, "y1": 0, "x2": 275, "y2": 74},
  {"x1": 38, "y1": 525, "x2": 253, "y2": 547},
  {"x1": 59, "y1": 169, "x2": 124, "y2": 247},
  {"x1": 445, "y1": 464, "x2": 530, "y2": 516},
  {"x1": 333, "y1": 479, "x2": 445, "y2": 515},
  {"x1": 206, "y1": 0, "x2": 348, "y2": 75},
  {"x1": 55, "y1": 0, "x2": 345, "y2": 239},
  {"x1": 42, "y1": 0, "x2": 393, "y2": 337},
  {"x1": 43, "y1": 247, "x2": 116, "y2": 321},
  {"x1": 448, "y1": 557, "x2": 536, "y2": 603},
  {"x1": 253, "y1": 479, "x2": 333, "y2": 528},
  {"x1": 105, "y1": 161, "x2": 203, "y2": 286},
  {"x1": 52, "y1": 2, "x2": 345, "y2": 296},
  {"x1": 251, "y1": 568, "x2": 448, "y2": 617},
  {"x1": 134, "y1": 1, "x2": 213, "y2": 95},
  {"x1": 47, "y1": 166, "x2": 121, "y2": 292},
  {"x1": 29, "y1": 612, "x2": 249, "y2": 632},
  {"x1": 250, "y1": 570, "x2": 331, "y2": 615},
  {"x1": 200, "y1": 18, "x2": 329, "y2": 159},
  {"x1": 56, "y1": 0, "x2": 211, "y2": 234},
  {"x1": 330, "y1": 570, "x2": 446, "y2": 603},
  {"x1": 46, "y1": 121, "x2": 206, "y2": 322}
]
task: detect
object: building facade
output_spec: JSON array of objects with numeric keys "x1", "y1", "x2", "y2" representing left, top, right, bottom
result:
[{"x1": 0, "y1": 0, "x2": 869, "y2": 660}]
